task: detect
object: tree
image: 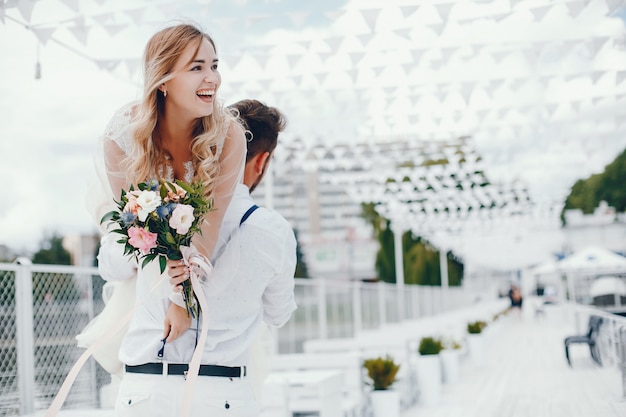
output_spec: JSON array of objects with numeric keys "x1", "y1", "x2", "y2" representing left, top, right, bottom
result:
[
  {"x1": 362, "y1": 204, "x2": 464, "y2": 286},
  {"x1": 293, "y1": 229, "x2": 310, "y2": 278},
  {"x1": 31, "y1": 233, "x2": 77, "y2": 302},
  {"x1": 32, "y1": 233, "x2": 71, "y2": 265},
  {"x1": 561, "y1": 147, "x2": 626, "y2": 224}
]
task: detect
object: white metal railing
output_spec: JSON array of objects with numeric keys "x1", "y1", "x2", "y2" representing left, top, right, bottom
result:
[{"x1": 0, "y1": 261, "x2": 489, "y2": 416}]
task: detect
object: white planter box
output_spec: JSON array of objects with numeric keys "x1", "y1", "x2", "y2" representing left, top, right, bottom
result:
[
  {"x1": 440, "y1": 349, "x2": 460, "y2": 384},
  {"x1": 467, "y1": 333, "x2": 485, "y2": 367},
  {"x1": 415, "y1": 354, "x2": 442, "y2": 406},
  {"x1": 370, "y1": 389, "x2": 400, "y2": 417}
]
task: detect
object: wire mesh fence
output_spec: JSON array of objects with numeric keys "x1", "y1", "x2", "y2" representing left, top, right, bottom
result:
[{"x1": 0, "y1": 262, "x2": 483, "y2": 416}]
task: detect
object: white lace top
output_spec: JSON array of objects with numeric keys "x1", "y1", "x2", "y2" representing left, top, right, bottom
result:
[{"x1": 101, "y1": 101, "x2": 200, "y2": 184}]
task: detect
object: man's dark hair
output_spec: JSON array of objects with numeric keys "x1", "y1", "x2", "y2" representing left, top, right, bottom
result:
[{"x1": 228, "y1": 99, "x2": 287, "y2": 162}]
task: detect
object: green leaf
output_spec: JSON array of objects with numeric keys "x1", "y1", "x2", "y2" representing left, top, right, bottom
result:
[
  {"x1": 175, "y1": 180, "x2": 194, "y2": 193},
  {"x1": 100, "y1": 211, "x2": 117, "y2": 224},
  {"x1": 141, "y1": 253, "x2": 156, "y2": 269},
  {"x1": 159, "y1": 255, "x2": 167, "y2": 274},
  {"x1": 165, "y1": 232, "x2": 176, "y2": 245}
]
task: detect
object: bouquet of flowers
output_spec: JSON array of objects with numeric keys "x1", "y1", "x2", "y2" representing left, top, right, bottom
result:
[{"x1": 100, "y1": 179, "x2": 212, "y2": 318}]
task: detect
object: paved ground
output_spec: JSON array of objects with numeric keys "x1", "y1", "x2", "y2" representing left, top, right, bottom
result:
[
  {"x1": 27, "y1": 299, "x2": 626, "y2": 417},
  {"x1": 402, "y1": 302, "x2": 626, "y2": 417}
]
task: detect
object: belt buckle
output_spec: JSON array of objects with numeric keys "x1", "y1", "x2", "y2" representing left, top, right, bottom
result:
[{"x1": 162, "y1": 362, "x2": 168, "y2": 377}]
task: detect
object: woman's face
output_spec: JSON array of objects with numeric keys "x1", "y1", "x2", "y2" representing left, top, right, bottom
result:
[{"x1": 164, "y1": 37, "x2": 221, "y2": 121}]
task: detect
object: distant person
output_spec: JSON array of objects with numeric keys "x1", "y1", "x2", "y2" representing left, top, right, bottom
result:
[{"x1": 509, "y1": 284, "x2": 523, "y2": 318}]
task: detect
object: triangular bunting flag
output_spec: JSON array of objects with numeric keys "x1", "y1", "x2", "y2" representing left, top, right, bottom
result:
[
  {"x1": 59, "y1": 0, "x2": 80, "y2": 12},
  {"x1": 434, "y1": 3, "x2": 454, "y2": 23},
  {"x1": 68, "y1": 23, "x2": 90, "y2": 46},
  {"x1": 427, "y1": 22, "x2": 446, "y2": 37},
  {"x1": 91, "y1": 12, "x2": 116, "y2": 26},
  {"x1": 460, "y1": 83, "x2": 474, "y2": 105},
  {"x1": 254, "y1": 53, "x2": 270, "y2": 69},
  {"x1": 587, "y1": 37, "x2": 608, "y2": 57},
  {"x1": 17, "y1": 0, "x2": 36, "y2": 23},
  {"x1": 318, "y1": 52, "x2": 333, "y2": 63},
  {"x1": 529, "y1": 5, "x2": 552, "y2": 22},
  {"x1": 566, "y1": 1, "x2": 585, "y2": 18},
  {"x1": 440, "y1": 47, "x2": 457, "y2": 63},
  {"x1": 360, "y1": 8, "x2": 381, "y2": 32},
  {"x1": 325, "y1": 36, "x2": 343, "y2": 53},
  {"x1": 400, "y1": 5, "x2": 419, "y2": 18},
  {"x1": 606, "y1": 0, "x2": 623, "y2": 15},
  {"x1": 411, "y1": 49, "x2": 424, "y2": 64},
  {"x1": 297, "y1": 40, "x2": 311, "y2": 51},
  {"x1": 125, "y1": 8, "x2": 146, "y2": 25},
  {"x1": 286, "y1": 54, "x2": 302, "y2": 69},
  {"x1": 591, "y1": 71, "x2": 605, "y2": 85},
  {"x1": 103, "y1": 24, "x2": 127, "y2": 37},
  {"x1": 323, "y1": 10, "x2": 345, "y2": 22},
  {"x1": 356, "y1": 34, "x2": 372, "y2": 48},
  {"x1": 349, "y1": 52, "x2": 365, "y2": 66},
  {"x1": 394, "y1": 28, "x2": 412, "y2": 40},
  {"x1": 95, "y1": 59, "x2": 120, "y2": 72},
  {"x1": 32, "y1": 27, "x2": 55, "y2": 45}
]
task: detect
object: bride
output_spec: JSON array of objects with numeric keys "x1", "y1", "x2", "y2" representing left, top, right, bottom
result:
[{"x1": 86, "y1": 23, "x2": 296, "y2": 417}]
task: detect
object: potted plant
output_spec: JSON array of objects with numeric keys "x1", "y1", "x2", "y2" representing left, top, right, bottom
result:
[
  {"x1": 466, "y1": 321, "x2": 488, "y2": 366},
  {"x1": 415, "y1": 336, "x2": 444, "y2": 405},
  {"x1": 440, "y1": 338, "x2": 462, "y2": 384},
  {"x1": 363, "y1": 355, "x2": 401, "y2": 417}
]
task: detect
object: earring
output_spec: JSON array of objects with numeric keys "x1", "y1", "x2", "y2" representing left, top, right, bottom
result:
[{"x1": 163, "y1": 90, "x2": 167, "y2": 98}]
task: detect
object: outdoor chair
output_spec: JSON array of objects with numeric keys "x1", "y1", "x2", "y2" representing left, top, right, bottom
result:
[{"x1": 564, "y1": 315, "x2": 603, "y2": 366}]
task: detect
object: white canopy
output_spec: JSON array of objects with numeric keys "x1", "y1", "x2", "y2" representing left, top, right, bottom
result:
[{"x1": 533, "y1": 246, "x2": 626, "y2": 276}]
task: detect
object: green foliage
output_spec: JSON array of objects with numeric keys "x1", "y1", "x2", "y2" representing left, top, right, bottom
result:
[
  {"x1": 467, "y1": 321, "x2": 488, "y2": 334},
  {"x1": 561, "y1": 147, "x2": 626, "y2": 224},
  {"x1": 361, "y1": 205, "x2": 464, "y2": 285},
  {"x1": 293, "y1": 229, "x2": 309, "y2": 278},
  {"x1": 31, "y1": 233, "x2": 78, "y2": 302},
  {"x1": 418, "y1": 337, "x2": 444, "y2": 355},
  {"x1": 363, "y1": 355, "x2": 400, "y2": 391},
  {"x1": 32, "y1": 234, "x2": 71, "y2": 265}
]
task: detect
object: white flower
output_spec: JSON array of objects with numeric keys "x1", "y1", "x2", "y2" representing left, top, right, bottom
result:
[
  {"x1": 136, "y1": 190, "x2": 162, "y2": 222},
  {"x1": 169, "y1": 204, "x2": 195, "y2": 234}
]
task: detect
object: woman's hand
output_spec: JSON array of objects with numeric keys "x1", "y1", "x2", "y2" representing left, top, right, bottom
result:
[
  {"x1": 163, "y1": 303, "x2": 191, "y2": 342},
  {"x1": 167, "y1": 259, "x2": 190, "y2": 286}
]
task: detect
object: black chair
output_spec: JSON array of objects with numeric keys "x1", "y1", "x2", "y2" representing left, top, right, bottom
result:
[{"x1": 564, "y1": 315, "x2": 603, "y2": 366}]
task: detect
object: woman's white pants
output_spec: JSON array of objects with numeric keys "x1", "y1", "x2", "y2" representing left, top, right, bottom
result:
[{"x1": 115, "y1": 372, "x2": 258, "y2": 417}]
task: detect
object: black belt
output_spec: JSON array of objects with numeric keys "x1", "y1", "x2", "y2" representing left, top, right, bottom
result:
[{"x1": 125, "y1": 363, "x2": 246, "y2": 378}]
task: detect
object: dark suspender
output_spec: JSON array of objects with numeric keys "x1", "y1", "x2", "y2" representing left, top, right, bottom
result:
[{"x1": 240, "y1": 204, "x2": 259, "y2": 226}]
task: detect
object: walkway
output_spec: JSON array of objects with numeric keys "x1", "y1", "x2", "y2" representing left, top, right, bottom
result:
[{"x1": 402, "y1": 302, "x2": 626, "y2": 417}]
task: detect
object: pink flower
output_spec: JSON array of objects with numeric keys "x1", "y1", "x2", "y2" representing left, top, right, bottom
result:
[
  {"x1": 169, "y1": 204, "x2": 195, "y2": 235},
  {"x1": 127, "y1": 226, "x2": 158, "y2": 254},
  {"x1": 123, "y1": 191, "x2": 141, "y2": 214}
]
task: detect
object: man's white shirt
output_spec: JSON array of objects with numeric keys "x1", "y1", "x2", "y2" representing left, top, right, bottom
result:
[{"x1": 98, "y1": 184, "x2": 297, "y2": 366}]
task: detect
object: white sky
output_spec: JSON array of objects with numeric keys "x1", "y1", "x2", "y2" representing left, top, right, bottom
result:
[{"x1": 1, "y1": 0, "x2": 625, "y2": 256}]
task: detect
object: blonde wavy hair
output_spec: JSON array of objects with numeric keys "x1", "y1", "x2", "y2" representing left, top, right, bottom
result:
[{"x1": 124, "y1": 23, "x2": 235, "y2": 201}]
